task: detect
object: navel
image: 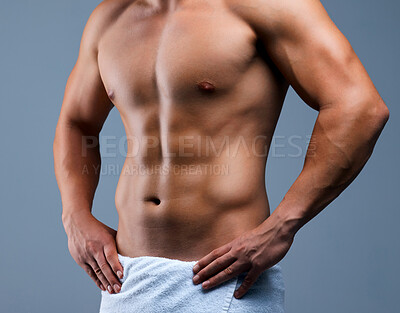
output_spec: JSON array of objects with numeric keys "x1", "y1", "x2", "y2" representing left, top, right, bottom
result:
[
  {"x1": 145, "y1": 196, "x2": 161, "y2": 206},
  {"x1": 197, "y1": 81, "x2": 216, "y2": 93}
]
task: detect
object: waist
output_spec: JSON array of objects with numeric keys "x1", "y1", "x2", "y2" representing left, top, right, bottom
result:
[{"x1": 115, "y1": 189, "x2": 270, "y2": 261}]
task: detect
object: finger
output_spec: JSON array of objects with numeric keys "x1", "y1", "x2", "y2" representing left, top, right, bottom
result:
[
  {"x1": 233, "y1": 267, "x2": 261, "y2": 299},
  {"x1": 193, "y1": 245, "x2": 231, "y2": 274},
  {"x1": 201, "y1": 261, "x2": 248, "y2": 290},
  {"x1": 193, "y1": 253, "x2": 236, "y2": 284},
  {"x1": 83, "y1": 263, "x2": 106, "y2": 291},
  {"x1": 104, "y1": 244, "x2": 124, "y2": 279},
  {"x1": 94, "y1": 253, "x2": 122, "y2": 294},
  {"x1": 88, "y1": 259, "x2": 112, "y2": 294}
]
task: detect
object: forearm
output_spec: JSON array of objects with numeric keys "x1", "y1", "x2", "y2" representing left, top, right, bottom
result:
[
  {"x1": 270, "y1": 98, "x2": 389, "y2": 236},
  {"x1": 53, "y1": 121, "x2": 101, "y2": 226}
]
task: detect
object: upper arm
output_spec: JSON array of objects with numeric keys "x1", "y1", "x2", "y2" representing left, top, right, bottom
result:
[
  {"x1": 58, "y1": 3, "x2": 113, "y2": 135},
  {"x1": 230, "y1": 0, "x2": 383, "y2": 111}
]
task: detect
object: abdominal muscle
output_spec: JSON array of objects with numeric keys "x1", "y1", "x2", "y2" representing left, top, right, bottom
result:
[{"x1": 115, "y1": 141, "x2": 271, "y2": 261}]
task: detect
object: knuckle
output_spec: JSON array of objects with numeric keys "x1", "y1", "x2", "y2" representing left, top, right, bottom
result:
[
  {"x1": 211, "y1": 249, "x2": 220, "y2": 258},
  {"x1": 98, "y1": 262, "x2": 108, "y2": 271},
  {"x1": 86, "y1": 241, "x2": 98, "y2": 254},
  {"x1": 84, "y1": 266, "x2": 93, "y2": 276},
  {"x1": 104, "y1": 244, "x2": 115, "y2": 253},
  {"x1": 244, "y1": 273, "x2": 255, "y2": 284},
  {"x1": 232, "y1": 244, "x2": 245, "y2": 255},
  {"x1": 244, "y1": 246, "x2": 258, "y2": 259}
]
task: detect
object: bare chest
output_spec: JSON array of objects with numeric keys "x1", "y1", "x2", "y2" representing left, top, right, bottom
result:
[{"x1": 97, "y1": 5, "x2": 257, "y2": 107}]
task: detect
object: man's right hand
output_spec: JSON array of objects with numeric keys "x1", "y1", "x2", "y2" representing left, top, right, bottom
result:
[{"x1": 63, "y1": 211, "x2": 123, "y2": 294}]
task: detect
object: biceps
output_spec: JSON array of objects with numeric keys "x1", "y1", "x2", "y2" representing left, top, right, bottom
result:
[
  {"x1": 59, "y1": 57, "x2": 113, "y2": 135},
  {"x1": 260, "y1": 0, "x2": 377, "y2": 110}
]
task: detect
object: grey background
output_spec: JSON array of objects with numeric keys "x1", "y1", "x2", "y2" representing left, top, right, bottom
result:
[{"x1": 0, "y1": 1, "x2": 398, "y2": 312}]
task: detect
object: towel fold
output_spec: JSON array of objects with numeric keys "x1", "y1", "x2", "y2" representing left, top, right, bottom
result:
[{"x1": 99, "y1": 253, "x2": 285, "y2": 313}]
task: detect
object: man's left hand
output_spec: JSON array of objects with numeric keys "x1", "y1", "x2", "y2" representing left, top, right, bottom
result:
[{"x1": 192, "y1": 215, "x2": 294, "y2": 299}]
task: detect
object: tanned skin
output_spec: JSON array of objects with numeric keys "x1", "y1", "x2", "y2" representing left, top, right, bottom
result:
[{"x1": 54, "y1": 0, "x2": 389, "y2": 298}]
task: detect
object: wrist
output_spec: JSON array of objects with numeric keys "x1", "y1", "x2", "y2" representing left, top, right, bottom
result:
[
  {"x1": 269, "y1": 204, "x2": 307, "y2": 238},
  {"x1": 62, "y1": 209, "x2": 93, "y2": 231}
]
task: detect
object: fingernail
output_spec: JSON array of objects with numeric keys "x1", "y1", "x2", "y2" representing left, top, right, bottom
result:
[
  {"x1": 193, "y1": 275, "x2": 200, "y2": 284},
  {"x1": 100, "y1": 285, "x2": 106, "y2": 291},
  {"x1": 114, "y1": 284, "x2": 121, "y2": 293},
  {"x1": 117, "y1": 271, "x2": 123, "y2": 279},
  {"x1": 234, "y1": 291, "x2": 240, "y2": 298},
  {"x1": 193, "y1": 264, "x2": 199, "y2": 273},
  {"x1": 107, "y1": 285, "x2": 113, "y2": 293},
  {"x1": 202, "y1": 280, "x2": 210, "y2": 289}
]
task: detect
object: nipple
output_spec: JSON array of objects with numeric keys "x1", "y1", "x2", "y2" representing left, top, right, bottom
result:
[
  {"x1": 107, "y1": 89, "x2": 115, "y2": 100},
  {"x1": 197, "y1": 81, "x2": 216, "y2": 93}
]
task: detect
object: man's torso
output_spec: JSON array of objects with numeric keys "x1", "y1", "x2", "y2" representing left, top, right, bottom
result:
[{"x1": 97, "y1": 0, "x2": 288, "y2": 260}]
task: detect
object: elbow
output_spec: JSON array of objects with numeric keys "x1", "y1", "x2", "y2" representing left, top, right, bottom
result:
[
  {"x1": 347, "y1": 96, "x2": 390, "y2": 135},
  {"x1": 376, "y1": 101, "x2": 390, "y2": 127},
  {"x1": 365, "y1": 98, "x2": 390, "y2": 132}
]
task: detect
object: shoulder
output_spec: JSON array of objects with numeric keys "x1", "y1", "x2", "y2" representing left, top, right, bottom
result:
[
  {"x1": 81, "y1": 0, "x2": 134, "y2": 54},
  {"x1": 223, "y1": 0, "x2": 283, "y2": 26},
  {"x1": 90, "y1": 0, "x2": 134, "y2": 25},
  {"x1": 224, "y1": 0, "x2": 329, "y2": 38}
]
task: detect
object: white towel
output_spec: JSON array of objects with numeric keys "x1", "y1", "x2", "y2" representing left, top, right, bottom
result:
[{"x1": 99, "y1": 253, "x2": 285, "y2": 313}]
